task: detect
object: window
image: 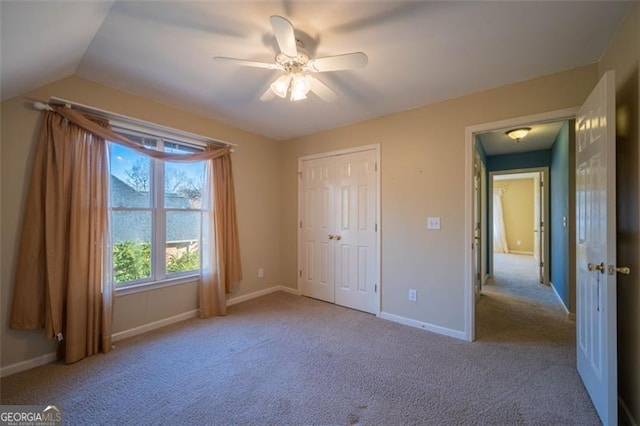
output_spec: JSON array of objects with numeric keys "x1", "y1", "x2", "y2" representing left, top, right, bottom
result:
[{"x1": 109, "y1": 130, "x2": 205, "y2": 289}]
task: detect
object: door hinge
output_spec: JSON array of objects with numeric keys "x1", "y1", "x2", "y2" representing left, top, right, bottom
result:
[
  {"x1": 375, "y1": 223, "x2": 378, "y2": 232},
  {"x1": 299, "y1": 220, "x2": 302, "y2": 228},
  {"x1": 299, "y1": 270, "x2": 302, "y2": 278},
  {"x1": 298, "y1": 171, "x2": 302, "y2": 180},
  {"x1": 375, "y1": 284, "x2": 377, "y2": 293},
  {"x1": 540, "y1": 262, "x2": 544, "y2": 267},
  {"x1": 375, "y1": 162, "x2": 378, "y2": 172}
]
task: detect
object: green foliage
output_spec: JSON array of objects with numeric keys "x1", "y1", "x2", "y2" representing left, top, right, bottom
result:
[
  {"x1": 113, "y1": 240, "x2": 200, "y2": 285},
  {"x1": 113, "y1": 241, "x2": 151, "y2": 284},
  {"x1": 166, "y1": 246, "x2": 200, "y2": 273}
]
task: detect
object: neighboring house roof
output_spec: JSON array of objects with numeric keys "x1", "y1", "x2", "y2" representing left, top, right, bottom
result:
[{"x1": 110, "y1": 175, "x2": 199, "y2": 244}]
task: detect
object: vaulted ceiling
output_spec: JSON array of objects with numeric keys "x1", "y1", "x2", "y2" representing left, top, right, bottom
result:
[{"x1": 0, "y1": 1, "x2": 631, "y2": 140}]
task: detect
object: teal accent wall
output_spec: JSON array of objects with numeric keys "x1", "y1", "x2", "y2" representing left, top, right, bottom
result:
[
  {"x1": 475, "y1": 136, "x2": 488, "y2": 164},
  {"x1": 487, "y1": 149, "x2": 551, "y2": 172},
  {"x1": 550, "y1": 122, "x2": 570, "y2": 309}
]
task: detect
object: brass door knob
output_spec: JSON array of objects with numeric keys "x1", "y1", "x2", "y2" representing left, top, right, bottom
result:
[
  {"x1": 335, "y1": 235, "x2": 342, "y2": 241},
  {"x1": 328, "y1": 234, "x2": 334, "y2": 240},
  {"x1": 616, "y1": 266, "x2": 631, "y2": 275},
  {"x1": 588, "y1": 262, "x2": 605, "y2": 273}
]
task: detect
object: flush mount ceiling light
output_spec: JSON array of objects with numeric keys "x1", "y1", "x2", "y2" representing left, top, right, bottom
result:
[
  {"x1": 213, "y1": 15, "x2": 368, "y2": 102},
  {"x1": 506, "y1": 127, "x2": 531, "y2": 142}
]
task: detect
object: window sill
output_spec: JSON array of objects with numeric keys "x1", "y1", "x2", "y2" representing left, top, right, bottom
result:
[{"x1": 114, "y1": 274, "x2": 199, "y2": 297}]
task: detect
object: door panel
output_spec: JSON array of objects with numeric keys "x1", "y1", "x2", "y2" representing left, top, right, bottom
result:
[
  {"x1": 473, "y1": 151, "x2": 481, "y2": 299},
  {"x1": 576, "y1": 70, "x2": 616, "y2": 426},
  {"x1": 334, "y1": 150, "x2": 377, "y2": 313},
  {"x1": 539, "y1": 173, "x2": 545, "y2": 283},
  {"x1": 534, "y1": 174, "x2": 541, "y2": 281},
  {"x1": 300, "y1": 158, "x2": 334, "y2": 302}
]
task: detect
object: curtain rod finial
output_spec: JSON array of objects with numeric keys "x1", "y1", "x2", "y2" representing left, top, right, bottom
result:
[{"x1": 33, "y1": 102, "x2": 53, "y2": 111}]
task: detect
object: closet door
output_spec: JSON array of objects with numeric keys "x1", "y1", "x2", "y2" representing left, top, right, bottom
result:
[
  {"x1": 299, "y1": 148, "x2": 378, "y2": 314},
  {"x1": 299, "y1": 157, "x2": 335, "y2": 302},
  {"x1": 333, "y1": 150, "x2": 377, "y2": 314}
]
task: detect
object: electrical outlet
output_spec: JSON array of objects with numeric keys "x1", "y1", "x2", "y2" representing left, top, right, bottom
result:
[
  {"x1": 258, "y1": 268, "x2": 264, "y2": 278},
  {"x1": 408, "y1": 289, "x2": 417, "y2": 302},
  {"x1": 427, "y1": 217, "x2": 441, "y2": 230}
]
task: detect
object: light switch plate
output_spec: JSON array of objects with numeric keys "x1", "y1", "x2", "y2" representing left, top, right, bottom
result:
[{"x1": 427, "y1": 217, "x2": 441, "y2": 230}]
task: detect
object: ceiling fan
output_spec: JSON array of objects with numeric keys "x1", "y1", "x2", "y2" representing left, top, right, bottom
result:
[{"x1": 213, "y1": 15, "x2": 368, "y2": 102}]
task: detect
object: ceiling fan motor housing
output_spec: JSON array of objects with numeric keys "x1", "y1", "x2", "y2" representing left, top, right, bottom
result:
[{"x1": 276, "y1": 49, "x2": 310, "y2": 74}]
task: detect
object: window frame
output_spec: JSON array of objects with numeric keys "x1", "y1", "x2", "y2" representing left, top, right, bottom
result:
[{"x1": 109, "y1": 126, "x2": 207, "y2": 294}]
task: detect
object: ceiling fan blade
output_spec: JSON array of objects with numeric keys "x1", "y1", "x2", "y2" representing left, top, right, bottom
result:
[
  {"x1": 307, "y1": 76, "x2": 338, "y2": 102},
  {"x1": 307, "y1": 52, "x2": 368, "y2": 72},
  {"x1": 213, "y1": 57, "x2": 283, "y2": 70},
  {"x1": 270, "y1": 15, "x2": 298, "y2": 58},
  {"x1": 260, "y1": 87, "x2": 276, "y2": 102}
]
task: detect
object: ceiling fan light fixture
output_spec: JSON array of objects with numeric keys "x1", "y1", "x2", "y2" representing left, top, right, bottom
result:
[
  {"x1": 270, "y1": 74, "x2": 291, "y2": 98},
  {"x1": 506, "y1": 127, "x2": 531, "y2": 142},
  {"x1": 290, "y1": 73, "x2": 311, "y2": 101}
]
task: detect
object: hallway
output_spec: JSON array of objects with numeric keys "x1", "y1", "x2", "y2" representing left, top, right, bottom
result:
[{"x1": 476, "y1": 253, "x2": 573, "y2": 343}]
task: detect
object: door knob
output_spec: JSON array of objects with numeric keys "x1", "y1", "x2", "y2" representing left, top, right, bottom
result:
[
  {"x1": 588, "y1": 262, "x2": 605, "y2": 273},
  {"x1": 328, "y1": 234, "x2": 334, "y2": 240},
  {"x1": 335, "y1": 235, "x2": 342, "y2": 241},
  {"x1": 615, "y1": 266, "x2": 630, "y2": 275}
]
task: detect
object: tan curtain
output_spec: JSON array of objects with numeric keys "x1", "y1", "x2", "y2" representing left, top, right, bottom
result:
[
  {"x1": 200, "y1": 146, "x2": 243, "y2": 318},
  {"x1": 10, "y1": 112, "x2": 112, "y2": 364},
  {"x1": 11, "y1": 105, "x2": 243, "y2": 361}
]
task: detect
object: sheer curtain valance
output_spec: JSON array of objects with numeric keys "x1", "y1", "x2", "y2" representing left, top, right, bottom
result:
[{"x1": 10, "y1": 106, "x2": 242, "y2": 364}]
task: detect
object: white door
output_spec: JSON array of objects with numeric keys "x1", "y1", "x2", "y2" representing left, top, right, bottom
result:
[
  {"x1": 333, "y1": 151, "x2": 378, "y2": 313},
  {"x1": 299, "y1": 157, "x2": 335, "y2": 302},
  {"x1": 299, "y1": 149, "x2": 378, "y2": 314},
  {"x1": 533, "y1": 174, "x2": 541, "y2": 282},
  {"x1": 576, "y1": 71, "x2": 617, "y2": 426},
  {"x1": 538, "y1": 174, "x2": 545, "y2": 283},
  {"x1": 473, "y1": 152, "x2": 482, "y2": 299}
]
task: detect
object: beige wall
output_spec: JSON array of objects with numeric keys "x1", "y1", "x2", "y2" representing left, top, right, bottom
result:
[
  {"x1": 494, "y1": 179, "x2": 535, "y2": 254},
  {"x1": 281, "y1": 64, "x2": 598, "y2": 331},
  {"x1": 1, "y1": 76, "x2": 282, "y2": 367},
  {"x1": 599, "y1": 2, "x2": 639, "y2": 422}
]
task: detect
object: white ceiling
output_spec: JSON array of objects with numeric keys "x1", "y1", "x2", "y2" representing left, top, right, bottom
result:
[
  {"x1": 0, "y1": 1, "x2": 631, "y2": 141},
  {"x1": 478, "y1": 121, "x2": 566, "y2": 156}
]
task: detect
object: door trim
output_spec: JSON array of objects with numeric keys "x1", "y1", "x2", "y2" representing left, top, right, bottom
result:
[
  {"x1": 297, "y1": 144, "x2": 381, "y2": 315},
  {"x1": 464, "y1": 107, "x2": 579, "y2": 341}
]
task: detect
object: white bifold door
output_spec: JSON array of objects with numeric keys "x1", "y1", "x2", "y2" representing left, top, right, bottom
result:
[{"x1": 299, "y1": 148, "x2": 379, "y2": 314}]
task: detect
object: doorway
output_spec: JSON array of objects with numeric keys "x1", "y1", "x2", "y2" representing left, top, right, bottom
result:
[
  {"x1": 464, "y1": 108, "x2": 578, "y2": 341},
  {"x1": 489, "y1": 168, "x2": 549, "y2": 286}
]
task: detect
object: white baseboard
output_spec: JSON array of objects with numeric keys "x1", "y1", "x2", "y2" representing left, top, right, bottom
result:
[
  {"x1": 277, "y1": 285, "x2": 302, "y2": 296},
  {"x1": 379, "y1": 311, "x2": 467, "y2": 341},
  {"x1": 549, "y1": 281, "x2": 573, "y2": 319},
  {"x1": 112, "y1": 309, "x2": 199, "y2": 342},
  {"x1": 620, "y1": 397, "x2": 638, "y2": 426},
  {"x1": 226, "y1": 285, "x2": 300, "y2": 306},
  {"x1": 0, "y1": 352, "x2": 57, "y2": 378},
  {"x1": 2, "y1": 285, "x2": 301, "y2": 377}
]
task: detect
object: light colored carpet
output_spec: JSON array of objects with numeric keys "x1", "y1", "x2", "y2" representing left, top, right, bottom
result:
[{"x1": 1, "y1": 261, "x2": 599, "y2": 425}]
